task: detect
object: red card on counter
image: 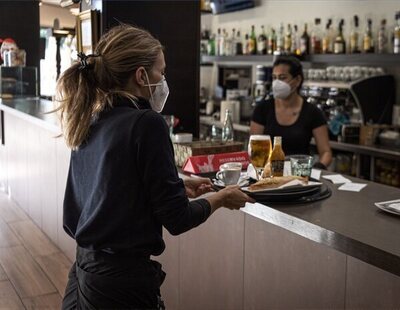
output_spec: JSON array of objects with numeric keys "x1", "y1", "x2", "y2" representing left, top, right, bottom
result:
[{"x1": 182, "y1": 151, "x2": 249, "y2": 174}]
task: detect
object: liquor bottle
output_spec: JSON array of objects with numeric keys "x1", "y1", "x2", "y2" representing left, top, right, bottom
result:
[
  {"x1": 322, "y1": 19, "x2": 332, "y2": 54},
  {"x1": 268, "y1": 28, "x2": 277, "y2": 55},
  {"x1": 334, "y1": 19, "x2": 346, "y2": 54},
  {"x1": 284, "y1": 24, "x2": 292, "y2": 53},
  {"x1": 243, "y1": 33, "x2": 250, "y2": 55},
  {"x1": 224, "y1": 29, "x2": 232, "y2": 56},
  {"x1": 230, "y1": 28, "x2": 236, "y2": 55},
  {"x1": 395, "y1": 12, "x2": 400, "y2": 54},
  {"x1": 216, "y1": 28, "x2": 221, "y2": 56},
  {"x1": 291, "y1": 24, "x2": 300, "y2": 55},
  {"x1": 207, "y1": 34, "x2": 216, "y2": 56},
  {"x1": 311, "y1": 18, "x2": 322, "y2": 54},
  {"x1": 249, "y1": 25, "x2": 257, "y2": 55},
  {"x1": 363, "y1": 19, "x2": 374, "y2": 53},
  {"x1": 350, "y1": 15, "x2": 360, "y2": 53},
  {"x1": 300, "y1": 23, "x2": 310, "y2": 55},
  {"x1": 219, "y1": 28, "x2": 227, "y2": 56},
  {"x1": 222, "y1": 109, "x2": 234, "y2": 142},
  {"x1": 257, "y1": 25, "x2": 267, "y2": 55},
  {"x1": 200, "y1": 27, "x2": 210, "y2": 56},
  {"x1": 270, "y1": 136, "x2": 285, "y2": 177},
  {"x1": 235, "y1": 30, "x2": 243, "y2": 55},
  {"x1": 275, "y1": 23, "x2": 284, "y2": 54},
  {"x1": 378, "y1": 19, "x2": 388, "y2": 53}
]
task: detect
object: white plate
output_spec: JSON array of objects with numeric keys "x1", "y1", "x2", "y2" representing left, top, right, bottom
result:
[
  {"x1": 374, "y1": 199, "x2": 400, "y2": 216},
  {"x1": 242, "y1": 180, "x2": 322, "y2": 193}
]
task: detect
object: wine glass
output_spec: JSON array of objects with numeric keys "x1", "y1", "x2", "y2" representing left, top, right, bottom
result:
[
  {"x1": 163, "y1": 115, "x2": 175, "y2": 139},
  {"x1": 248, "y1": 135, "x2": 271, "y2": 179}
]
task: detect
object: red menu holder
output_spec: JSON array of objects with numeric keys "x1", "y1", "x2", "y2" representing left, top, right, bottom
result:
[{"x1": 182, "y1": 151, "x2": 249, "y2": 174}]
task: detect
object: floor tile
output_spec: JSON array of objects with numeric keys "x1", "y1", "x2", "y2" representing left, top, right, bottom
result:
[
  {"x1": 22, "y1": 292, "x2": 62, "y2": 310},
  {"x1": 35, "y1": 252, "x2": 72, "y2": 295},
  {"x1": 0, "y1": 280, "x2": 25, "y2": 309},
  {"x1": 0, "y1": 245, "x2": 57, "y2": 298},
  {"x1": 9, "y1": 220, "x2": 59, "y2": 257}
]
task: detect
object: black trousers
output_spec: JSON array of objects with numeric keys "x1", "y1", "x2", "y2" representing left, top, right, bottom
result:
[{"x1": 62, "y1": 247, "x2": 166, "y2": 310}]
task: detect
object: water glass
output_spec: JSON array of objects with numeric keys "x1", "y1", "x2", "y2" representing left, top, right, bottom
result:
[
  {"x1": 163, "y1": 115, "x2": 175, "y2": 138},
  {"x1": 290, "y1": 155, "x2": 313, "y2": 177}
]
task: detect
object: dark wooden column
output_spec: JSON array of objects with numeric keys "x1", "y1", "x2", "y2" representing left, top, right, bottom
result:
[{"x1": 101, "y1": 0, "x2": 201, "y2": 136}]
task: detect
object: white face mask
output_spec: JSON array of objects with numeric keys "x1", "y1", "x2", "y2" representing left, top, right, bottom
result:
[
  {"x1": 144, "y1": 71, "x2": 169, "y2": 113},
  {"x1": 272, "y1": 79, "x2": 294, "y2": 99}
]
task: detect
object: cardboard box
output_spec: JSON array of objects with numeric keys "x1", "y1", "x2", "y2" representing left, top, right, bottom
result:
[
  {"x1": 182, "y1": 151, "x2": 250, "y2": 174},
  {"x1": 173, "y1": 140, "x2": 243, "y2": 167},
  {"x1": 359, "y1": 125, "x2": 390, "y2": 146}
]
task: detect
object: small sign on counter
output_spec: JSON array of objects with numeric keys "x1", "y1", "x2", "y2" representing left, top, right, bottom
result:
[{"x1": 182, "y1": 151, "x2": 249, "y2": 174}]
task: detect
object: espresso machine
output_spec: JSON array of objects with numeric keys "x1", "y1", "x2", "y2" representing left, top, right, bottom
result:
[{"x1": 301, "y1": 74, "x2": 396, "y2": 141}]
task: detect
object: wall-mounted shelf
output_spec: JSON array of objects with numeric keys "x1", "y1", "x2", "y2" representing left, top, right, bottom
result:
[
  {"x1": 309, "y1": 53, "x2": 400, "y2": 65},
  {"x1": 302, "y1": 80, "x2": 352, "y2": 89},
  {"x1": 201, "y1": 55, "x2": 275, "y2": 64},
  {"x1": 201, "y1": 53, "x2": 400, "y2": 66}
]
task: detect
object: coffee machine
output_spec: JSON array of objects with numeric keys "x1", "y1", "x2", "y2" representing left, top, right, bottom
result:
[{"x1": 301, "y1": 74, "x2": 396, "y2": 140}]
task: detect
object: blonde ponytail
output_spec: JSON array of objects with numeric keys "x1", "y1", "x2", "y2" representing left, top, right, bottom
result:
[{"x1": 55, "y1": 24, "x2": 163, "y2": 149}]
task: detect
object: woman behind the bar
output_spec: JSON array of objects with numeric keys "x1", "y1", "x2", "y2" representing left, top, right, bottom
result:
[
  {"x1": 57, "y1": 24, "x2": 254, "y2": 309},
  {"x1": 250, "y1": 56, "x2": 332, "y2": 168}
]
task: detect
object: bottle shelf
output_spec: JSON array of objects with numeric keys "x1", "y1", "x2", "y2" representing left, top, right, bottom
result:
[
  {"x1": 302, "y1": 80, "x2": 352, "y2": 89},
  {"x1": 201, "y1": 53, "x2": 400, "y2": 65}
]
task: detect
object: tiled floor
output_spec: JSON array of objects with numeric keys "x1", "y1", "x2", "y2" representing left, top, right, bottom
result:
[{"x1": 0, "y1": 192, "x2": 72, "y2": 309}]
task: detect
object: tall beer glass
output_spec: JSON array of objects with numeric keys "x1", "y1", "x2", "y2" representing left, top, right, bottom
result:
[{"x1": 248, "y1": 135, "x2": 272, "y2": 176}]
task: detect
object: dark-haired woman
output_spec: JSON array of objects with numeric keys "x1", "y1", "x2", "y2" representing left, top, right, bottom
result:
[
  {"x1": 250, "y1": 56, "x2": 332, "y2": 168},
  {"x1": 58, "y1": 24, "x2": 254, "y2": 309}
]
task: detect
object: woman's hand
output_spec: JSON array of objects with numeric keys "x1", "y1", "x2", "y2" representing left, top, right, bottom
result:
[
  {"x1": 206, "y1": 185, "x2": 256, "y2": 213},
  {"x1": 184, "y1": 177, "x2": 214, "y2": 198}
]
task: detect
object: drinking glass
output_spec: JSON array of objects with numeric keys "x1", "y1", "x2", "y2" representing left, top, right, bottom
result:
[
  {"x1": 248, "y1": 135, "x2": 271, "y2": 178},
  {"x1": 290, "y1": 155, "x2": 313, "y2": 177},
  {"x1": 163, "y1": 115, "x2": 175, "y2": 138}
]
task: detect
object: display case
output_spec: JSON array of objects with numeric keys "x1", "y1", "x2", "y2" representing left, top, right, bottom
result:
[{"x1": 0, "y1": 66, "x2": 38, "y2": 98}]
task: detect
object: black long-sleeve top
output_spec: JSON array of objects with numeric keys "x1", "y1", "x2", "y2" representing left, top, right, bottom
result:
[{"x1": 63, "y1": 97, "x2": 211, "y2": 257}]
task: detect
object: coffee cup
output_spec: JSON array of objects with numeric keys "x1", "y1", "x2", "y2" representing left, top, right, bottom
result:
[{"x1": 216, "y1": 162, "x2": 242, "y2": 185}]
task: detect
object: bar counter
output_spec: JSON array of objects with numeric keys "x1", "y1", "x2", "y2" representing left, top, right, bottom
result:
[
  {"x1": 242, "y1": 177, "x2": 400, "y2": 276},
  {"x1": 1, "y1": 98, "x2": 400, "y2": 309}
]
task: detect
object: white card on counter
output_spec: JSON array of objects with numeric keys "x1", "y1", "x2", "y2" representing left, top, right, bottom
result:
[
  {"x1": 338, "y1": 182, "x2": 367, "y2": 192},
  {"x1": 310, "y1": 169, "x2": 321, "y2": 180},
  {"x1": 322, "y1": 174, "x2": 352, "y2": 184}
]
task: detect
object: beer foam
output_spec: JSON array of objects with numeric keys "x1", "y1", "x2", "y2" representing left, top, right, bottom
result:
[{"x1": 250, "y1": 135, "x2": 271, "y2": 140}]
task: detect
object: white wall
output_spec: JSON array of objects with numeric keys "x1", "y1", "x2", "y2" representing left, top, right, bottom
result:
[
  {"x1": 203, "y1": 0, "x2": 400, "y2": 39},
  {"x1": 40, "y1": 4, "x2": 76, "y2": 28}
]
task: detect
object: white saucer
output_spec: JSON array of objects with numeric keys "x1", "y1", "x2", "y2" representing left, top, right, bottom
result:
[{"x1": 213, "y1": 177, "x2": 250, "y2": 188}]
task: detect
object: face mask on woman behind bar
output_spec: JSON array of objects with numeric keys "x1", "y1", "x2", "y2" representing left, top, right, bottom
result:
[{"x1": 272, "y1": 79, "x2": 294, "y2": 100}]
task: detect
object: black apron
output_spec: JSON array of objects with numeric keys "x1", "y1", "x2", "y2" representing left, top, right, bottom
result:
[{"x1": 62, "y1": 246, "x2": 166, "y2": 310}]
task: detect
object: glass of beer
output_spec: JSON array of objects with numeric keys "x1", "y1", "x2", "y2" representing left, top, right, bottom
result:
[{"x1": 248, "y1": 135, "x2": 272, "y2": 177}]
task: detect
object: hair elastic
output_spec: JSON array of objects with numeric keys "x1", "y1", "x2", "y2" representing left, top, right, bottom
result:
[{"x1": 77, "y1": 52, "x2": 101, "y2": 70}]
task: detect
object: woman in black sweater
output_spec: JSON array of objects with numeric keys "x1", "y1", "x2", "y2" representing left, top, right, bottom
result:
[{"x1": 57, "y1": 24, "x2": 254, "y2": 309}]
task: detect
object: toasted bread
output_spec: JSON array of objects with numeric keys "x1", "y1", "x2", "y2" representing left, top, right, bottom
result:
[{"x1": 248, "y1": 175, "x2": 308, "y2": 191}]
